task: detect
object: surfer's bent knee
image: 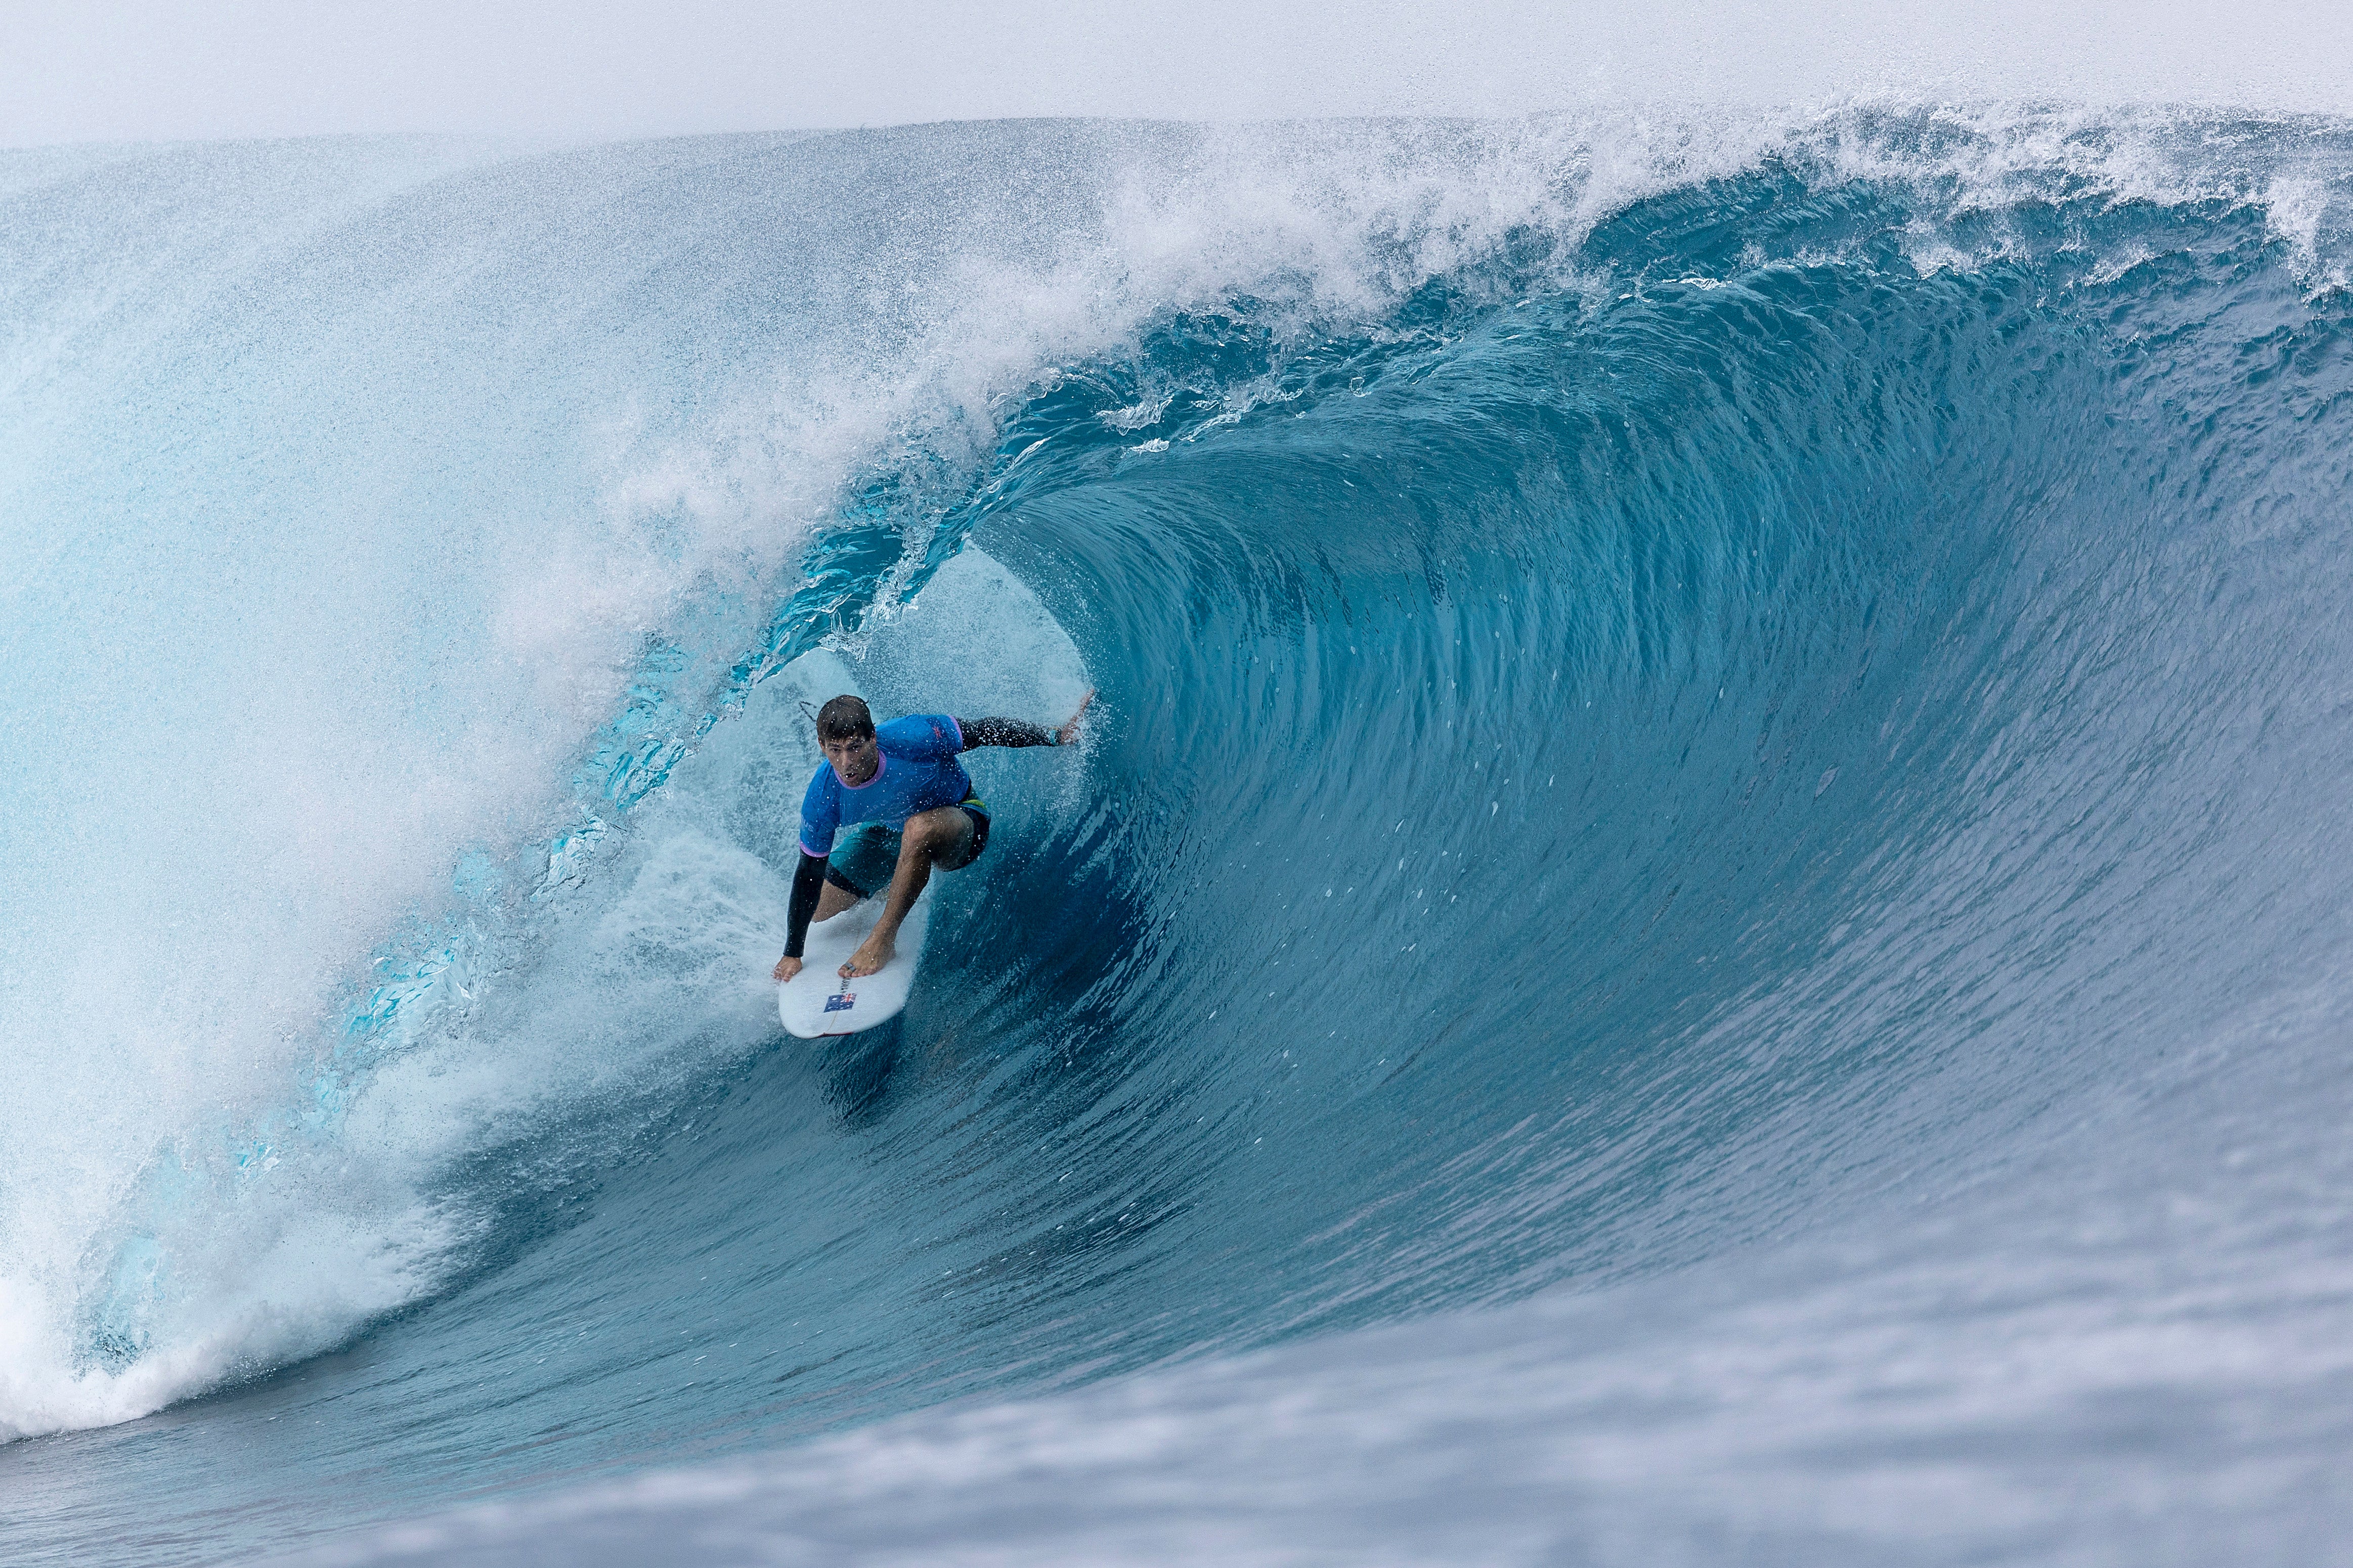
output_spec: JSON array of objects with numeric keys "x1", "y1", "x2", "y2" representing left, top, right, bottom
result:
[{"x1": 902, "y1": 805, "x2": 971, "y2": 857}]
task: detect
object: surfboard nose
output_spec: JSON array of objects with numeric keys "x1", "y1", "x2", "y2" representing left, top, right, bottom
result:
[{"x1": 778, "y1": 888, "x2": 931, "y2": 1038}]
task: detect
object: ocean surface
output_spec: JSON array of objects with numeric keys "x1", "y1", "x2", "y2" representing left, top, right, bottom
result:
[{"x1": 3, "y1": 108, "x2": 2350, "y2": 1565}]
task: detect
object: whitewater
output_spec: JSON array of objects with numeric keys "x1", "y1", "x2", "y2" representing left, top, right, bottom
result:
[{"x1": 2, "y1": 106, "x2": 2349, "y2": 1564}]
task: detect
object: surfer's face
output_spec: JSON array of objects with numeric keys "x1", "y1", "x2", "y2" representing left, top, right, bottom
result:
[{"x1": 824, "y1": 730, "x2": 880, "y2": 786}]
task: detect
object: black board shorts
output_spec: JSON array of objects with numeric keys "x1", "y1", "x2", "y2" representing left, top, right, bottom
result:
[{"x1": 822, "y1": 793, "x2": 990, "y2": 899}]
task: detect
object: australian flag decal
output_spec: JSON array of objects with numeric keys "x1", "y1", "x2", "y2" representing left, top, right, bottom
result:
[{"x1": 824, "y1": 991, "x2": 856, "y2": 1013}]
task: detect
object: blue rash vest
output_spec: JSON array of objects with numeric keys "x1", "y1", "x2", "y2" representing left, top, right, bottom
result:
[{"x1": 797, "y1": 714, "x2": 975, "y2": 858}]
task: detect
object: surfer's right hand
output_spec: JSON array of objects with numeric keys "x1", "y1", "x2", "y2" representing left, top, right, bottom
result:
[{"x1": 772, "y1": 953, "x2": 801, "y2": 984}]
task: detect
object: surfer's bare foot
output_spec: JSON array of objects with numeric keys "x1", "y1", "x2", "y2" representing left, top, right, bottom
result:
[{"x1": 842, "y1": 933, "x2": 895, "y2": 978}]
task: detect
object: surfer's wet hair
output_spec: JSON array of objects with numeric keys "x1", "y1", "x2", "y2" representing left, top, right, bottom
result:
[{"x1": 815, "y1": 694, "x2": 875, "y2": 743}]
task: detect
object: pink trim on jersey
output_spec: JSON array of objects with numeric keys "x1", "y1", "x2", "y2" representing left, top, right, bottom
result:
[{"x1": 945, "y1": 715, "x2": 966, "y2": 749}]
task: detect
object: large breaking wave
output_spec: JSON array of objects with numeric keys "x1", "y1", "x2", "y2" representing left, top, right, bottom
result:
[{"x1": 4, "y1": 108, "x2": 2351, "y2": 1564}]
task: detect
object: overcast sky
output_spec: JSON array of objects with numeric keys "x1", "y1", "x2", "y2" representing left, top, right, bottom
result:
[{"x1": 6, "y1": 0, "x2": 2351, "y2": 148}]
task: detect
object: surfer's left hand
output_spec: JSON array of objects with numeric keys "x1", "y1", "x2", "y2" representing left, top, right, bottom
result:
[
  {"x1": 1059, "y1": 687, "x2": 1096, "y2": 744},
  {"x1": 772, "y1": 953, "x2": 802, "y2": 984}
]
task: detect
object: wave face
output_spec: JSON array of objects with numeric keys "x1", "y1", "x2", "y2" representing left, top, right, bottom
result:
[{"x1": 5, "y1": 110, "x2": 2353, "y2": 1564}]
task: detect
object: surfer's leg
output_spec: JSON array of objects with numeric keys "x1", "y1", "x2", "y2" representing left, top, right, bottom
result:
[
  {"x1": 821, "y1": 824, "x2": 897, "y2": 916},
  {"x1": 812, "y1": 879, "x2": 861, "y2": 921},
  {"x1": 842, "y1": 807, "x2": 972, "y2": 977}
]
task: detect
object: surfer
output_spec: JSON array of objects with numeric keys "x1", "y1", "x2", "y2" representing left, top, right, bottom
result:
[{"x1": 772, "y1": 690, "x2": 1096, "y2": 985}]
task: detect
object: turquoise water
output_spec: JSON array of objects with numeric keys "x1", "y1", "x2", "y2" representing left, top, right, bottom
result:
[{"x1": 3, "y1": 110, "x2": 2350, "y2": 1564}]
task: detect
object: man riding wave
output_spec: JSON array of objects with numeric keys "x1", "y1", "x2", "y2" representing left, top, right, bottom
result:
[{"x1": 772, "y1": 689, "x2": 1096, "y2": 986}]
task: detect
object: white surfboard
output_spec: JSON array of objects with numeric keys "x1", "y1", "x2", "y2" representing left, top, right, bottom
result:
[{"x1": 776, "y1": 887, "x2": 933, "y2": 1038}]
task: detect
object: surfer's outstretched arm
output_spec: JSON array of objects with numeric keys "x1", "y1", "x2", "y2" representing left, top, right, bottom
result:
[{"x1": 958, "y1": 688, "x2": 1096, "y2": 750}]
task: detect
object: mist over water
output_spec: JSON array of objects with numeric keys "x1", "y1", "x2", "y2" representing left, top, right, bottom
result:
[{"x1": 3, "y1": 107, "x2": 2351, "y2": 1564}]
